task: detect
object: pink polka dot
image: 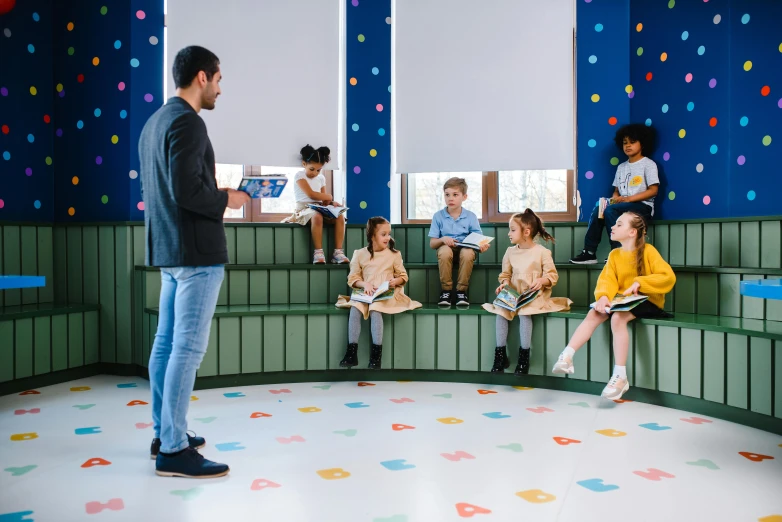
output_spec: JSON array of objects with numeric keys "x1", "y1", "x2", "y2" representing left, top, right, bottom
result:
[
  {"x1": 376, "y1": 104, "x2": 383, "y2": 112},
  {"x1": 709, "y1": 78, "x2": 717, "y2": 88},
  {"x1": 137, "y1": 201, "x2": 145, "y2": 211},
  {"x1": 0, "y1": 199, "x2": 4, "y2": 209},
  {"x1": 118, "y1": 81, "x2": 125, "y2": 91},
  {"x1": 685, "y1": 73, "x2": 693, "y2": 83},
  {"x1": 737, "y1": 155, "x2": 746, "y2": 165},
  {"x1": 351, "y1": 0, "x2": 358, "y2": 5},
  {"x1": 144, "y1": 93, "x2": 153, "y2": 102},
  {"x1": 585, "y1": 171, "x2": 594, "y2": 179},
  {"x1": 663, "y1": 152, "x2": 670, "y2": 161},
  {"x1": 703, "y1": 195, "x2": 711, "y2": 205},
  {"x1": 353, "y1": 166, "x2": 361, "y2": 174},
  {"x1": 136, "y1": 10, "x2": 146, "y2": 19},
  {"x1": 778, "y1": 98, "x2": 782, "y2": 108}
]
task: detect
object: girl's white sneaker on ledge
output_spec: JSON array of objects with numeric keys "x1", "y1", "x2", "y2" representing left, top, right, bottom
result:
[
  {"x1": 601, "y1": 375, "x2": 630, "y2": 400},
  {"x1": 552, "y1": 353, "x2": 574, "y2": 374}
]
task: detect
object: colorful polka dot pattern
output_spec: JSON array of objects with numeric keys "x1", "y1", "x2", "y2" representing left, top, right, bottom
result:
[
  {"x1": 0, "y1": 0, "x2": 163, "y2": 220},
  {"x1": 579, "y1": 0, "x2": 780, "y2": 219},
  {"x1": 346, "y1": 0, "x2": 391, "y2": 222}
]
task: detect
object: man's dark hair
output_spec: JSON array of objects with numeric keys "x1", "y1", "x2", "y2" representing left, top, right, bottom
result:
[
  {"x1": 172, "y1": 46, "x2": 220, "y2": 89},
  {"x1": 613, "y1": 123, "x2": 657, "y2": 155}
]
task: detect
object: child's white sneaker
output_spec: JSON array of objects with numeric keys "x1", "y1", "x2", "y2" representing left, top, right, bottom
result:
[
  {"x1": 601, "y1": 375, "x2": 629, "y2": 400},
  {"x1": 331, "y1": 249, "x2": 349, "y2": 264},
  {"x1": 313, "y1": 249, "x2": 326, "y2": 264},
  {"x1": 552, "y1": 352, "x2": 574, "y2": 374}
]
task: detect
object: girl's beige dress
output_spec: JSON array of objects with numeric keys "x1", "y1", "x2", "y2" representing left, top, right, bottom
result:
[
  {"x1": 335, "y1": 247, "x2": 422, "y2": 319},
  {"x1": 482, "y1": 244, "x2": 572, "y2": 321}
]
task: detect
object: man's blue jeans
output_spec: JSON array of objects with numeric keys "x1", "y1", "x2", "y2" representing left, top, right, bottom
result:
[
  {"x1": 583, "y1": 201, "x2": 653, "y2": 252},
  {"x1": 149, "y1": 266, "x2": 224, "y2": 453}
]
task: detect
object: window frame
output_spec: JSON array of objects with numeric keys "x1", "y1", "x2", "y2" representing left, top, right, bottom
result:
[
  {"x1": 401, "y1": 170, "x2": 576, "y2": 224},
  {"x1": 222, "y1": 167, "x2": 334, "y2": 223}
]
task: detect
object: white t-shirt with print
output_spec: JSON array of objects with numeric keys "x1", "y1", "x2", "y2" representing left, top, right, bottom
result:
[
  {"x1": 293, "y1": 170, "x2": 326, "y2": 203},
  {"x1": 612, "y1": 157, "x2": 660, "y2": 213}
]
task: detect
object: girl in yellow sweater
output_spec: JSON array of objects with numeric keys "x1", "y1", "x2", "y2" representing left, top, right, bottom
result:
[{"x1": 552, "y1": 212, "x2": 675, "y2": 400}]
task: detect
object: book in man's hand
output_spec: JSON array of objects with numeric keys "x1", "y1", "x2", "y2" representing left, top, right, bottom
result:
[
  {"x1": 238, "y1": 175, "x2": 289, "y2": 198},
  {"x1": 590, "y1": 293, "x2": 648, "y2": 313},
  {"x1": 492, "y1": 286, "x2": 540, "y2": 312},
  {"x1": 308, "y1": 204, "x2": 349, "y2": 219},
  {"x1": 455, "y1": 232, "x2": 494, "y2": 250},
  {"x1": 350, "y1": 281, "x2": 395, "y2": 304}
]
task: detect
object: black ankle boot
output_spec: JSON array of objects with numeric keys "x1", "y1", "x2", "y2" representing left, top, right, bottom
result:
[
  {"x1": 514, "y1": 347, "x2": 530, "y2": 376},
  {"x1": 340, "y1": 343, "x2": 359, "y2": 368},
  {"x1": 490, "y1": 346, "x2": 510, "y2": 373},
  {"x1": 368, "y1": 344, "x2": 382, "y2": 370}
]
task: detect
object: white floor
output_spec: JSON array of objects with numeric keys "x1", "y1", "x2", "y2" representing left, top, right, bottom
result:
[{"x1": 1, "y1": 376, "x2": 781, "y2": 522}]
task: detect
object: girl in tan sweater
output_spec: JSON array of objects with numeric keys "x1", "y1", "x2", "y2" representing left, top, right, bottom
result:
[
  {"x1": 553, "y1": 212, "x2": 676, "y2": 400},
  {"x1": 483, "y1": 209, "x2": 571, "y2": 375},
  {"x1": 336, "y1": 217, "x2": 421, "y2": 369}
]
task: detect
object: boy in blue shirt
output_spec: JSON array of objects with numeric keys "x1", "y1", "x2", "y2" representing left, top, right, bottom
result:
[{"x1": 428, "y1": 177, "x2": 489, "y2": 305}]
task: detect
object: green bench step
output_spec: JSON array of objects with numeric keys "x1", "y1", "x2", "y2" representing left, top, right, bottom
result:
[{"x1": 0, "y1": 303, "x2": 101, "y2": 384}]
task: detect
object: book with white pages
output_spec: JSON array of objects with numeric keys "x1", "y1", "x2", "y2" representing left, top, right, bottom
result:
[
  {"x1": 349, "y1": 281, "x2": 394, "y2": 304},
  {"x1": 455, "y1": 232, "x2": 494, "y2": 250},
  {"x1": 307, "y1": 204, "x2": 349, "y2": 219},
  {"x1": 590, "y1": 293, "x2": 648, "y2": 313}
]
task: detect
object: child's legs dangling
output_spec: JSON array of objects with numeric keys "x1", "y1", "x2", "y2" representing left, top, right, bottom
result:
[
  {"x1": 369, "y1": 311, "x2": 384, "y2": 345},
  {"x1": 495, "y1": 315, "x2": 510, "y2": 347},
  {"x1": 518, "y1": 315, "x2": 532, "y2": 349},
  {"x1": 310, "y1": 213, "x2": 324, "y2": 250},
  {"x1": 334, "y1": 215, "x2": 345, "y2": 250},
  {"x1": 568, "y1": 309, "x2": 610, "y2": 352},
  {"x1": 348, "y1": 307, "x2": 362, "y2": 344},
  {"x1": 610, "y1": 312, "x2": 635, "y2": 368},
  {"x1": 491, "y1": 315, "x2": 511, "y2": 373}
]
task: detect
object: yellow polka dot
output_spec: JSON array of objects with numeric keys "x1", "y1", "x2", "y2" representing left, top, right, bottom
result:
[
  {"x1": 660, "y1": 52, "x2": 668, "y2": 62},
  {"x1": 369, "y1": 149, "x2": 377, "y2": 157},
  {"x1": 624, "y1": 85, "x2": 633, "y2": 94},
  {"x1": 359, "y1": 201, "x2": 367, "y2": 209},
  {"x1": 743, "y1": 60, "x2": 752, "y2": 71},
  {"x1": 67, "y1": 22, "x2": 74, "y2": 31},
  {"x1": 779, "y1": 42, "x2": 782, "y2": 52},
  {"x1": 591, "y1": 94, "x2": 600, "y2": 103},
  {"x1": 72, "y1": 176, "x2": 79, "y2": 185},
  {"x1": 636, "y1": 23, "x2": 643, "y2": 32},
  {"x1": 56, "y1": 83, "x2": 63, "y2": 92},
  {"x1": 45, "y1": 156, "x2": 52, "y2": 165},
  {"x1": 678, "y1": 129, "x2": 686, "y2": 138},
  {"x1": 610, "y1": 157, "x2": 619, "y2": 166},
  {"x1": 92, "y1": 57, "x2": 100, "y2": 66},
  {"x1": 349, "y1": 77, "x2": 357, "y2": 86},
  {"x1": 111, "y1": 135, "x2": 119, "y2": 144},
  {"x1": 30, "y1": 86, "x2": 38, "y2": 95},
  {"x1": 68, "y1": 207, "x2": 75, "y2": 216}
]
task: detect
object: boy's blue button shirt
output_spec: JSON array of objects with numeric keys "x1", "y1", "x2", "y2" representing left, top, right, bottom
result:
[{"x1": 428, "y1": 208, "x2": 482, "y2": 242}]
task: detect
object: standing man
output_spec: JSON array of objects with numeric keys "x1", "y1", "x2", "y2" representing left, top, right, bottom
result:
[{"x1": 139, "y1": 46, "x2": 250, "y2": 478}]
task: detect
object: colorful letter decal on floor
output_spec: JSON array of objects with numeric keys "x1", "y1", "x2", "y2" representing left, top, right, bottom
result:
[
  {"x1": 527, "y1": 407, "x2": 554, "y2": 414},
  {"x1": 516, "y1": 489, "x2": 557, "y2": 503},
  {"x1": 346, "y1": 402, "x2": 370, "y2": 408},
  {"x1": 381, "y1": 459, "x2": 416, "y2": 471},
  {"x1": 223, "y1": 392, "x2": 245, "y2": 398},
  {"x1": 170, "y1": 487, "x2": 203, "y2": 501},
  {"x1": 298, "y1": 407, "x2": 321, "y2": 413},
  {"x1": 0, "y1": 511, "x2": 35, "y2": 521},
  {"x1": 392, "y1": 424, "x2": 416, "y2": 430},
  {"x1": 250, "y1": 479, "x2": 281, "y2": 490},
  {"x1": 633, "y1": 468, "x2": 675, "y2": 481},
  {"x1": 215, "y1": 442, "x2": 245, "y2": 452},
  {"x1": 250, "y1": 412, "x2": 272, "y2": 418},
  {"x1": 483, "y1": 412, "x2": 511, "y2": 419},
  {"x1": 4, "y1": 466, "x2": 37, "y2": 476},
  {"x1": 276, "y1": 435, "x2": 305, "y2": 444},
  {"x1": 686, "y1": 459, "x2": 719, "y2": 470},
  {"x1": 455, "y1": 503, "x2": 492, "y2": 517},
  {"x1": 639, "y1": 423, "x2": 671, "y2": 431},
  {"x1": 75, "y1": 427, "x2": 101, "y2": 435},
  {"x1": 14, "y1": 409, "x2": 40, "y2": 415},
  {"x1": 334, "y1": 429, "x2": 358, "y2": 437},
  {"x1": 316, "y1": 468, "x2": 351, "y2": 480},
  {"x1": 84, "y1": 498, "x2": 124, "y2": 514},
  {"x1": 390, "y1": 398, "x2": 414, "y2": 403},
  {"x1": 81, "y1": 458, "x2": 111, "y2": 468},
  {"x1": 10, "y1": 433, "x2": 38, "y2": 441},
  {"x1": 596, "y1": 429, "x2": 627, "y2": 437},
  {"x1": 739, "y1": 452, "x2": 774, "y2": 462},
  {"x1": 553, "y1": 437, "x2": 581, "y2": 446},
  {"x1": 70, "y1": 386, "x2": 91, "y2": 392},
  {"x1": 135, "y1": 422, "x2": 152, "y2": 429},
  {"x1": 680, "y1": 417, "x2": 712, "y2": 425},
  {"x1": 497, "y1": 443, "x2": 523, "y2": 452},
  {"x1": 577, "y1": 479, "x2": 620, "y2": 492},
  {"x1": 436, "y1": 418, "x2": 463, "y2": 424},
  {"x1": 441, "y1": 451, "x2": 475, "y2": 462},
  {"x1": 126, "y1": 400, "x2": 148, "y2": 406}
]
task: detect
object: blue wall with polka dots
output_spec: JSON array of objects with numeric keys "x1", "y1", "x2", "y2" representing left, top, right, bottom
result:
[
  {"x1": 2, "y1": 0, "x2": 779, "y2": 223},
  {"x1": 579, "y1": 0, "x2": 781, "y2": 220},
  {"x1": 0, "y1": 0, "x2": 162, "y2": 222}
]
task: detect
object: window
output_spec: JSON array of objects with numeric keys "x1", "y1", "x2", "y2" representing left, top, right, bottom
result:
[
  {"x1": 402, "y1": 170, "x2": 575, "y2": 223},
  {"x1": 216, "y1": 164, "x2": 334, "y2": 222}
]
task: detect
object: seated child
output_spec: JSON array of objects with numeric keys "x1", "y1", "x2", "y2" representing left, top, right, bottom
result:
[
  {"x1": 554, "y1": 212, "x2": 676, "y2": 400},
  {"x1": 336, "y1": 217, "x2": 422, "y2": 369},
  {"x1": 571, "y1": 124, "x2": 659, "y2": 264},
  {"x1": 482, "y1": 209, "x2": 571, "y2": 375},
  {"x1": 428, "y1": 177, "x2": 489, "y2": 306},
  {"x1": 286, "y1": 144, "x2": 348, "y2": 264}
]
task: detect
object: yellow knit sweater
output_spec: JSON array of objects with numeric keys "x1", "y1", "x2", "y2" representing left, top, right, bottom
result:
[{"x1": 594, "y1": 244, "x2": 676, "y2": 309}]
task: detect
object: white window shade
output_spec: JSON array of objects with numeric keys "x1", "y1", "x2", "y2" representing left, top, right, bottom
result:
[
  {"x1": 166, "y1": 0, "x2": 342, "y2": 168},
  {"x1": 392, "y1": 0, "x2": 574, "y2": 173}
]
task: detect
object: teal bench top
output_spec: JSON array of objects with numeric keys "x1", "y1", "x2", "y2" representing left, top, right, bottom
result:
[
  {"x1": 0, "y1": 276, "x2": 45, "y2": 290},
  {"x1": 741, "y1": 279, "x2": 782, "y2": 300},
  {"x1": 0, "y1": 302, "x2": 101, "y2": 320},
  {"x1": 144, "y1": 304, "x2": 782, "y2": 341}
]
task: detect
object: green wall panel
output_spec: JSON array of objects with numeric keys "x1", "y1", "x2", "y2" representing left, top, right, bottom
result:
[
  {"x1": 740, "y1": 222, "x2": 760, "y2": 268},
  {"x1": 702, "y1": 331, "x2": 725, "y2": 404},
  {"x1": 37, "y1": 226, "x2": 54, "y2": 303},
  {"x1": 52, "y1": 315, "x2": 68, "y2": 372},
  {"x1": 415, "y1": 315, "x2": 436, "y2": 369},
  {"x1": 685, "y1": 224, "x2": 702, "y2": 266},
  {"x1": 115, "y1": 227, "x2": 133, "y2": 364},
  {"x1": 307, "y1": 315, "x2": 328, "y2": 370},
  {"x1": 236, "y1": 228, "x2": 256, "y2": 265},
  {"x1": 749, "y1": 337, "x2": 772, "y2": 416},
  {"x1": 328, "y1": 315, "x2": 348, "y2": 369},
  {"x1": 0, "y1": 321, "x2": 13, "y2": 382},
  {"x1": 726, "y1": 334, "x2": 748, "y2": 409},
  {"x1": 634, "y1": 323, "x2": 656, "y2": 390},
  {"x1": 20, "y1": 226, "x2": 37, "y2": 305},
  {"x1": 590, "y1": 321, "x2": 611, "y2": 383},
  {"x1": 263, "y1": 316, "x2": 285, "y2": 372},
  {"x1": 436, "y1": 315, "x2": 458, "y2": 370},
  {"x1": 719, "y1": 274, "x2": 741, "y2": 318},
  {"x1": 545, "y1": 318, "x2": 566, "y2": 379},
  {"x1": 274, "y1": 228, "x2": 293, "y2": 265},
  {"x1": 249, "y1": 270, "x2": 268, "y2": 305},
  {"x1": 760, "y1": 221, "x2": 781, "y2": 269},
  {"x1": 570, "y1": 318, "x2": 588, "y2": 381},
  {"x1": 85, "y1": 311, "x2": 99, "y2": 365},
  {"x1": 680, "y1": 329, "x2": 702, "y2": 399},
  {"x1": 14, "y1": 318, "x2": 33, "y2": 379},
  {"x1": 286, "y1": 316, "x2": 307, "y2": 371},
  {"x1": 241, "y1": 317, "x2": 263, "y2": 373},
  {"x1": 99, "y1": 226, "x2": 116, "y2": 363},
  {"x1": 721, "y1": 223, "x2": 739, "y2": 267},
  {"x1": 68, "y1": 313, "x2": 84, "y2": 369},
  {"x1": 3, "y1": 226, "x2": 21, "y2": 306},
  {"x1": 229, "y1": 271, "x2": 249, "y2": 306},
  {"x1": 458, "y1": 316, "x2": 480, "y2": 371},
  {"x1": 218, "y1": 317, "x2": 241, "y2": 375},
  {"x1": 697, "y1": 274, "x2": 719, "y2": 316},
  {"x1": 269, "y1": 270, "x2": 289, "y2": 305},
  {"x1": 657, "y1": 326, "x2": 679, "y2": 394},
  {"x1": 34, "y1": 316, "x2": 51, "y2": 375},
  {"x1": 702, "y1": 223, "x2": 721, "y2": 266},
  {"x1": 255, "y1": 228, "x2": 275, "y2": 264}
]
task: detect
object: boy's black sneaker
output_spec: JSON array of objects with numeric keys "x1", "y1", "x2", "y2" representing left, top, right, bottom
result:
[
  {"x1": 438, "y1": 290, "x2": 452, "y2": 306},
  {"x1": 570, "y1": 250, "x2": 597, "y2": 264},
  {"x1": 455, "y1": 291, "x2": 469, "y2": 306},
  {"x1": 155, "y1": 447, "x2": 230, "y2": 479},
  {"x1": 150, "y1": 432, "x2": 206, "y2": 459}
]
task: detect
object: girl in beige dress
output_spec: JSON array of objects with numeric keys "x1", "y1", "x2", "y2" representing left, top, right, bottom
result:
[
  {"x1": 482, "y1": 209, "x2": 572, "y2": 375},
  {"x1": 335, "y1": 217, "x2": 422, "y2": 369}
]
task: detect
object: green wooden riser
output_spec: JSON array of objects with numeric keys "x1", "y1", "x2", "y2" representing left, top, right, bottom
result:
[
  {"x1": 136, "y1": 265, "x2": 782, "y2": 322},
  {"x1": 0, "y1": 310, "x2": 100, "y2": 382},
  {"x1": 137, "y1": 310, "x2": 782, "y2": 423}
]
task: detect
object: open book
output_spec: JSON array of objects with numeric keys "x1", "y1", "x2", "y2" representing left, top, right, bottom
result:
[
  {"x1": 308, "y1": 204, "x2": 349, "y2": 219},
  {"x1": 493, "y1": 287, "x2": 540, "y2": 312},
  {"x1": 590, "y1": 293, "x2": 648, "y2": 313},
  {"x1": 598, "y1": 197, "x2": 618, "y2": 219},
  {"x1": 456, "y1": 232, "x2": 494, "y2": 250},
  {"x1": 350, "y1": 281, "x2": 395, "y2": 304},
  {"x1": 238, "y1": 175, "x2": 289, "y2": 198}
]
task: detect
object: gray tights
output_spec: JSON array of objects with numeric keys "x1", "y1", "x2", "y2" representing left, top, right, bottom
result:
[
  {"x1": 495, "y1": 314, "x2": 533, "y2": 348},
  {"x1": 348, "y1": 307, "x2": 384, "y2": 345}
]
